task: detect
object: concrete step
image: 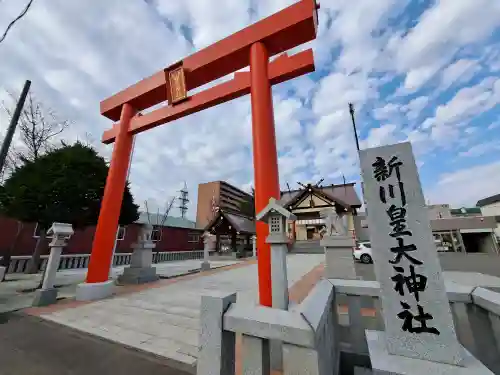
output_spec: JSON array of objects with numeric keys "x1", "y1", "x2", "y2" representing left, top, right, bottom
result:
[
  {"x1": 293, "y1": 240, "x2": 321, "y2": 247},
  {"x1": 290, "y1": 248, "x2": 324, "y2": 254},
  {"x1": 289, "y1": 240, "x2": 324, "y2": 254}
]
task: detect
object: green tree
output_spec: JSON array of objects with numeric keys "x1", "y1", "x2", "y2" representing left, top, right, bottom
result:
[{"x1": 0, "y1": 142, "x2": 139, "y2": 273}]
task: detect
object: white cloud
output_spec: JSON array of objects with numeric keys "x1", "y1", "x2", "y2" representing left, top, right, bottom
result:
[
  {"x1": 427, "y1": 161, "x2": 500, "y2": 207},
  {"x1": 420, "y1": 77, "x2": 500, "y2": 148},
  {"x1": 459, "y1": 141, "x2": 500, "y2": 158},
  {"x1": 373, "y1": 103, "x2": 400, "y2": 121},
  {"x1": 322, "y1": 0, "x2": 409, "y2": 74},
  {"x1": 434, "y1": 77, "x2": 499, "y2": 126},
  {"x1": 388, "y1": 0, "x2": 500, "y2": 93},
  {"x1": 312, "y1": 72, "x2": 377, "y2": 116},
  {"x1": 361, "y1": 124, "x2": 398, "y2": 149},
  {"x1": 403, "y1": 96, "x2": 429, "y2": 121},
  {"x1": 440, "y1": 59, "x2": 481, "y2": 91}
]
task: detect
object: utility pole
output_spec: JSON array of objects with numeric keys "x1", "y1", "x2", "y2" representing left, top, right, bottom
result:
[
  {"x1": 0, "y1": 80, "x2": 31, "y2": 176},
  {"x1": 348, "y1": 103, "x2": 360, "y2": 152}
]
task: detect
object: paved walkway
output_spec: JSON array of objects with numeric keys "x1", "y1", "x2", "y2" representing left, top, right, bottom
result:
[
  {"x1": 0, "y1": 259, "x2": 240, "y2": 313},
  {"x1": 30, "y1": 254, "x2": 324, "y2": 371}
]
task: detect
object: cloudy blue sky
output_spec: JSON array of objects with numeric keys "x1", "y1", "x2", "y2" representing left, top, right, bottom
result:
[{"x1": 0, "y1": 0, "x2": 499, "y2": 219}]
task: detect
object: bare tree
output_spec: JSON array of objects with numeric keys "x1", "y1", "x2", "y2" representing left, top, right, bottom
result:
[
  {"x1": 0, "y1": 0, "x2": 35, "y2": 45},
  {"x1": 0, "y1": 91, "x2": 69, "y2": 274},
  {"x1": 3, "y1": 92, "x2": 69, "y2": 164}
]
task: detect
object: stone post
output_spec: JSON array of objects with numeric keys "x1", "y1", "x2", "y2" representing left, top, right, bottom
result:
[
  {"x1": 358, "y1": 142, "x2": 492, "y2": 374},
  {"x1": 197, "y1": 291, "x2": 237, "y2": 375},
  {"x1": 32, "y1": 223, "x2": 74, "y2": 306},
  {"x1": 118, "y1": 224, "x2": 159, "y2": 284},
  {"x1": 252, "y1": 235, "x2": 257, "y2": 258},
  {"x1": 201, "y1": 231, "x2": 211, "y2": 271},
  {"x1": 256, "y1": 197, "x2": 296, "y2": 371}
]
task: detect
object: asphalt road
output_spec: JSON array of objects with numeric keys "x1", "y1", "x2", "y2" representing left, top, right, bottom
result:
[
  {"x1": 354, "y1": 252, "x2": 500, "y2": 280},
  {"x1": 0, "y1": 312, "x2": 194, "y2": 375}
]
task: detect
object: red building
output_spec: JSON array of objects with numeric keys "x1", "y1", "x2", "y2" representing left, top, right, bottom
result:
[{"x1": 0, "y1": 213, "x2": 203, "y2": 258}]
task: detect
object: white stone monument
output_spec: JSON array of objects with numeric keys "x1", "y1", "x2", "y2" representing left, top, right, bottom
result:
[
  {"x1": 32, "y1": 222, "x2": 74, "y2": 306},
  {"x1": 118, "y1": 224, "x2": 159, "y2": 284},
  {"x1": 252, "y1": 235, "x2": 257, "y2": 258},
  {"x1": 256, "y1": 197, "x2": 296, "y2": 371},
  {"x1": 320, "y1": 208, "x2": 356, "y2": 279},
  {"x1": 360, "y1": 142, "x2": 492, "y2": 374},
  {"x1": 201, "y1": 231, "x2": 211, "y2": 271}
]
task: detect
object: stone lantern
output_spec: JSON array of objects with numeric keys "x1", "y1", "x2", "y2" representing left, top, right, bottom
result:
[
  {"x1": 32, "y1": 222, "x2": 74, "y2": 306},
  {"x1": 256, "y1": 197, "x2": 296, "y2": 311},
  {"x1": 118, "y1": 224, "x2": 159, "y2": 284},
  {"x1": 256, "y1": 197, "x2": 296, "y2": 370}
]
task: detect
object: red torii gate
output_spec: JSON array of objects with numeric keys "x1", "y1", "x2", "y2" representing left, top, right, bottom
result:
[{"x1": 82, "y1": 0, "x2": 319, "y2": 306}]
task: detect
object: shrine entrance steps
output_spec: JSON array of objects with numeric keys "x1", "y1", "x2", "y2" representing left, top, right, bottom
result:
[{"x1": 290, "y1": 240, "x2": 323, "y2": 254}]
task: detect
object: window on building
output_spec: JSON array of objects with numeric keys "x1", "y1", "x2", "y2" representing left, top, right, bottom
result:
[
  {"x1": 188, "y1": 233, "x2": 200, "y2": 243},
  {"x1": 33, "y1": 223, "x2": 53, "y2": 239},
  {"x1": 117, "y1": 226, "x2": 126, "y2": 240},
  {"x1": 152, "y1": 225, "x2": 162, "y2": 242}
]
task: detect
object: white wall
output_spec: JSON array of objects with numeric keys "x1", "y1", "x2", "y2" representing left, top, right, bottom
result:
[
  {"x1": 480, "y1": 202, "x2": 500, "y2": 241},
  {"x1": 480, "y1": 201, "x2": 500, "y2": 216}
]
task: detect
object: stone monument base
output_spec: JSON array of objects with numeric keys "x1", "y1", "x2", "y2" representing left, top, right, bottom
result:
[
  {"x1": 32, "y1": 288, "x2": 58, "y2": 307},
  {"x1": 201, "y1": 261, "x2": 211, "y2": 271},
  {"x1": 366, "y1": 330, "x2": 493, "y2": 375},
  {"x1": 76, "y1": 280, "x2": 115, "y2": 301},
  {"x1": 321, "y1": 235, "x2": 356, "y2": 279},
  {"x1": 118, "y1": 266, "x2": 159, "y2": 285}
]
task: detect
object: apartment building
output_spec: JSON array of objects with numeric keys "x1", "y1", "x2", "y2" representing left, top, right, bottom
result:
[{"x1": 196, "y1": 180, "x2": 253, "y2": 229}]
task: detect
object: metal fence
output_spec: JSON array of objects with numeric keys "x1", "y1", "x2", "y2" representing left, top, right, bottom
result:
[{"x1": 6, "y1": 250, "x2": 204, "y2": 274}]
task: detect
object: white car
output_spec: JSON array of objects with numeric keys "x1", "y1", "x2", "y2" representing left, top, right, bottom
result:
[{"x1": 353, "y1": 242, "x2": 373, "y2": 264}]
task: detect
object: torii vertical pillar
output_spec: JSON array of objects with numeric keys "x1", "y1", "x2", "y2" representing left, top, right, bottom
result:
[
  {"x1": 250, "y1": 42, "x2": 281, "y2": 307},
  {"x1": 76, "y1": 103, "x2": 135, "y2": 301}
]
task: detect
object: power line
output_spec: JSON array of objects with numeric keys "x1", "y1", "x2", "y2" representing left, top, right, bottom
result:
[{"x1": 0, "y1": 0, "x2": 35, "y2": 45}]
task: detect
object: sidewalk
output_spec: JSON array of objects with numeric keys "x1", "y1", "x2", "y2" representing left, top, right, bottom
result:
[{"x1": 0, "y1": 259, "x2": 240, "y2": 313}]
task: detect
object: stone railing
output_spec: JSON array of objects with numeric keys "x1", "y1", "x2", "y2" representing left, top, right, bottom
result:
[
  {"x1": 330, "y1": 279, "x2": 500, "y2": 374},
  {"x1": 197, "y1": 280, "x2": 339, "y2": 375},
  {"x1": 6, "y1": 250, "x2": 204, "y2": 274},
  {"x1": 197, "y1": 278, "x2": 500, "y2": 374}
]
